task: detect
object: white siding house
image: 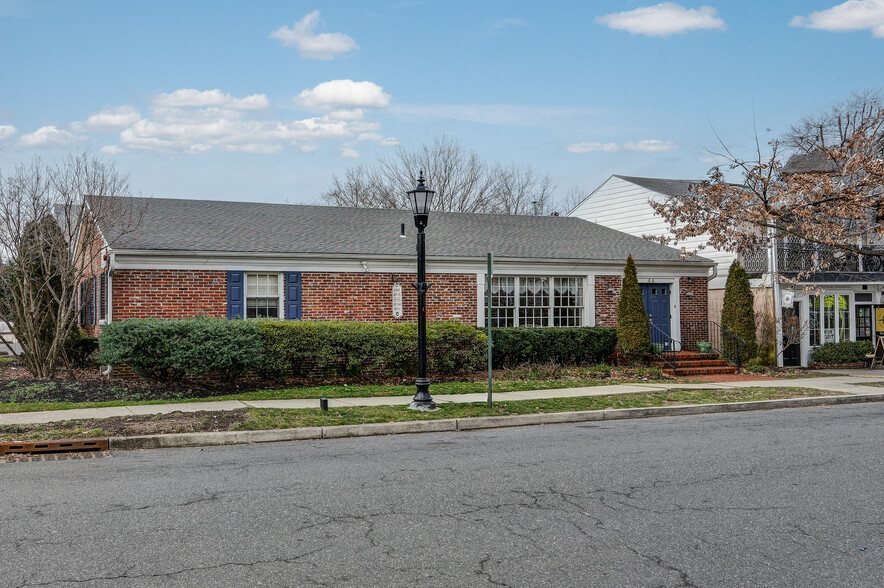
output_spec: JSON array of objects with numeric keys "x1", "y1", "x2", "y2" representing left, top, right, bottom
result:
[{"x1": 568, "y1": 175, "x2": 734, "y2": 319}]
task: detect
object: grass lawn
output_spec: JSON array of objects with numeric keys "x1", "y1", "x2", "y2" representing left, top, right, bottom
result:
[{"x1": 0, "y1": 386, "x2": 843, "y2": 442}]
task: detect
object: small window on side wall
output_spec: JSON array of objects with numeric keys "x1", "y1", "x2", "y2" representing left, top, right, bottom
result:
[{"x1": 246, "y1": 273, "x2": 281, "y2": 319}]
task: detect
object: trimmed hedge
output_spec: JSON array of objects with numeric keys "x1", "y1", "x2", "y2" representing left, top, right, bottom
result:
[
  {"x1": 98, "y1": 318, "x2": 619, "y2": 383},
  {"x1": 810, "y1": 340, "x2": 874, "y2": 364},
  {"x1": 98, "y1": 317, "x2": 263, "y2": 383},
  {"x1": 256, "y1": 320, "x2": 486, "y2": 379},
  {"x1": 98, "y1": 318, "x2": 486, "y2": 382},
  {"x1": 490, "y1": 326, "x2": 617, "y2": 368}
]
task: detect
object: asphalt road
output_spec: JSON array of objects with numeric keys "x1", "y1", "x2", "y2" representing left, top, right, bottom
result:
[{"x1": 2, "y1": 404, "x2": 883, "y2": 588}]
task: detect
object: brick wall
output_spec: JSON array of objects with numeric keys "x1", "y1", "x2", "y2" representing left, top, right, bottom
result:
[
  {"x1": 302, "y1": 272, "x2": 477, "y2": 324},
  {"x1": 112, "y1": 270, "x2": 228, "y2": 320},
  {"x1": 679, "y1": 276, "x2": 709, "y2": 347},
  {"x1": 78, "y1": 225, "x2": 109, "y2": 337},
  {"x1": 596, "y1": 275, "x2": 710, "y2": 348},
  {"x1": 108, "y1": 269, "x2": 477, "y2": 325},
  {"x1": 595, "y1": 275, "x2": 621, "y2": 327}
]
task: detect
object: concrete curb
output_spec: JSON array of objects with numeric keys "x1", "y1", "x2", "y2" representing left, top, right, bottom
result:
[{"x1": 107, "y1": 392, "x2": 884, "y2": 451}]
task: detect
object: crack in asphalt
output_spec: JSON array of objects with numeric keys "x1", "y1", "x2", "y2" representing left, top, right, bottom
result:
[
  {"x1": 14, "y1": 547, "x2": 325, "y2": 587},
  {"x1": 625, "y1": 545, "x2": 701, "y2": 588},
  {"x1": 477, "y1": 554, "x2": 514, "y2": 588}
]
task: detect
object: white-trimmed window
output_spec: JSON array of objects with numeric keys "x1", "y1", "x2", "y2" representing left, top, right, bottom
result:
[
  {"x1": 487, "y1": 276, "x2": 584, "y2": 327},
  {"x1": 246, "y1": 273, "x2": 282, "y2": 319},
  {"x1": 809, "y1": 293, "x2": 850, "y2": 346}
]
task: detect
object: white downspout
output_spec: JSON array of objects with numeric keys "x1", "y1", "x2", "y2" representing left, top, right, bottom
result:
[
  {"x1": 770, "y1": 230, "x2": 784, "y2": 367},
  {"x1": 101, "y1": 251, "x2": 115, "y2": 378}
]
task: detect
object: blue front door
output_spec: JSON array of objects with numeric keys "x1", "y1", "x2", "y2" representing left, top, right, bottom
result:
[{"x1": 640, "y1": 284, "x2": 671, "y2": 347}]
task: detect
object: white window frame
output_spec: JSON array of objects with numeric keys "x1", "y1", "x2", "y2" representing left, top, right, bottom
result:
[
  {"x1": 808, "y1": 292, "x2": 853, "y2": 346},
  {"x1": 485, "y1": 275, "x2": 585, "y2": 328},
  {"x1": 245, "y1": 272, "x2": 284, "y2": 319}
]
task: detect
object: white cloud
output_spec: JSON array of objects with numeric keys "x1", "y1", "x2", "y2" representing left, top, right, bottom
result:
[
  {"x1": 270, "y1": 10, "x2": 358, "y2": 59},
  {"x1": 490, "y1": 17, "x2": 527, "y2": 30},
  {"x1": 153, "y1": 89, "x2": 270, "y2": 110},
  {"x1": 0, "y1": 125, "x2": 16, "y2": 140},
  {"x1": 566, "y1": 142, "x2": 620, "y2": 153},
  {"x1": 567, "y1": 140, "x2": 679, "y2": 153},
  {"x1": 790, "y1": 0, "x2": 884, "y2": 37},
  {"x1": 340, "y1": 143, "x2": 360, "y2": 159},
  {"x1": 357, "y1": 132, "x2": 400, "y2": 146},
  {"x1": 18, "y1": 126, "x2": 83, "y2": 148},
  {"x1": 294, "y1": 80, "x2": 391, "y2": 111},
  {"x1": 623, "y1": 140, "x2": 679, "y2": 152},
  {"x1": 74, "y1": 105, "x2": 141, "y2": 132},
  {"x1": 93, "y1": 88, "x2": 384, "y2": 155},
  {"x1": 595, "y1": 3, "x2": 726, "y2": 37}
]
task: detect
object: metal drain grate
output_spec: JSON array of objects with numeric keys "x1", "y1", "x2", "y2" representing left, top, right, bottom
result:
[{"x1": 0, "y1": 438, "x2": 109, "y2": 456}]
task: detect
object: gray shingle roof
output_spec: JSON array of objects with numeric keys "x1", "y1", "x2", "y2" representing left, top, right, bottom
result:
[
  {"x1": 613, "y1": 175, "x2": 701, "y2": 198},
  {"x1": 782, "y1": 152, "x2": 840, "y2": 174},
  {"x1": 95, "y1": 196, "x2": 711, "y2": 265}
]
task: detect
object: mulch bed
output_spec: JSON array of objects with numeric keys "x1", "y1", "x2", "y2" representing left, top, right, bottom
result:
[
  {"x1": 1, "y1": 410, "x2": 251, "y2": 441},
  {"x1": 0, "y1": 364, "x2": 412, "y2": 405}
]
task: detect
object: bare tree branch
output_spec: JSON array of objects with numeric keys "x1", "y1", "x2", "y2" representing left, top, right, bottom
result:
[
  {"x1": 0, "y1": 152, "x2": 143, "y2": 378},
  {"x1": 321, "y1": 135, "x2": 557, "y2": 215}
]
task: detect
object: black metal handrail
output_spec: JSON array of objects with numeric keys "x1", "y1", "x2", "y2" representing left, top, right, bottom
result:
[
  {"x1": 649, "y1": 322, "x2": 680, "y2": 376},
  {"x1": 709, "y1": 320, "x2": 749, "y2": 372}
]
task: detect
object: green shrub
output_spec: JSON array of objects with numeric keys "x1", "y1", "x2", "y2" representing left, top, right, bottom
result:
[
  {"x1": 616, "y1": 255, "x2": 650, "y2": 364},
  {"x1": 721, "y1": 260, "x2": 758, "y2": 363},
  {"x1": 98, "y1": 317, "x2": 263, "y2": 383},
  {"x1": 256, "y1": 320, "x2": 486, "y2": 380},
  {"x1": 99, "y1": 319, "x2": 188, "y2": 382},
  {"x1": 810, "y1": 340, "x2": 874, "y2": 364},
  {"x1": 171, "y1": 318, "x2": 263, "y2": 382},
  {"x1": 63, "y1": 329, "x2": 99, "y2": 368},
  {"x1": 490, "y1": 326, "x2": 616, "y2": 368}
]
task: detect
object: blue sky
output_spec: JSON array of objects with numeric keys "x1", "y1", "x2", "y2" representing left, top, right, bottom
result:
[{"x1": 1, "y1": 1, "x2": 882, "y2": 208}]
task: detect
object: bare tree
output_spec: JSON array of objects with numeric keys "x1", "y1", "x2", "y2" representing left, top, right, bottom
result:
[
  {"x1": 785, "y1": 89, "x2": 884, "y2": 156},
  {"x1": 650, "y1": 104, "x2": 884, "y2": 262},
  {"x1": 322, "y1": 135, "x2": 557, "y2": 215},
  {"x1": 0, "y1": 152, "x2": 143, "y2": 378},
  {"x1": 556, "y1": 184, "x2": 590, "y2": 216}
]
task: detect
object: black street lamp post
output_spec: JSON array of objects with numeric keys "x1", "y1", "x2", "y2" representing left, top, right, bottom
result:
[{"x1": 408, "y1": 171, "x2": 436, "y2": 411}]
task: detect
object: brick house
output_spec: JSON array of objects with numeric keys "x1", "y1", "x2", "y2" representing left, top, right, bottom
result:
[{"x1": 79, "y1": 196, "x2": 714, "y2": 346}]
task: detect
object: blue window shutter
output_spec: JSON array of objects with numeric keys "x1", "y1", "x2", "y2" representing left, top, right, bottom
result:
[
  {"x1": 285, "y1": 272, "x2": 301, "y2": 320},
  {"x1": 100, "y1": 272, "x2": 108, "y2": 321},
  {"x1": 227, "y1": 271, "x2": 245, "y2": 319}
]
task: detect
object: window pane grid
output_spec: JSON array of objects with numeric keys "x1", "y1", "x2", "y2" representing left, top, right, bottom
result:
[
  {"x1": 485, "y1": 276, "x2": 583, "y2": 328},
  {"x1": 246, "y1": 273, "x2": 280, "y2": 319},
  {"x1": 553, "y1": 277, "x2": 583, "y2": 327},
  {"x1": 519, "y1": 277, "x2": 549, "y2": 328},
  {"x1": 489, "y1": 276, "x2": 515, "y2": 327}
]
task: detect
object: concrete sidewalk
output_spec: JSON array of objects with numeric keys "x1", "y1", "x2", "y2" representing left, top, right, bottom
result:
[{"x1": 3, "y1": 372, "x2": 883, "y2": 427}]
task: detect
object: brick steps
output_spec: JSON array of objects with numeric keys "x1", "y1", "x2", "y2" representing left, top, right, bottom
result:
[
  {"x1": 648, "y1": 351, "x2": 738, "y2": 377},
  {"x1": 651, "y1": 359, "x2": 731, "y2": 369},
  {"x1": 662, "y1": 366, "x2": 738, "y2": 376}
]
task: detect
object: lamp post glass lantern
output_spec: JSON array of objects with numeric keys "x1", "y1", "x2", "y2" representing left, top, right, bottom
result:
[{"x1": 409, "y1": 171, "x2": 436, "y2": 410}]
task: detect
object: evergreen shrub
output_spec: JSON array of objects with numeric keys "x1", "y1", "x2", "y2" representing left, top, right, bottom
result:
[
  {"x1": 720, "y1": 260, "x2": 758, "y2": 363},
  {"x1": 98, "y1": 317, "x2": 263, "y2": 383},
  {"x1": 616, "y1": 255, "x2": 650, "y2": 364},
  {"x1": 810, "y1": 340, "x2": 874, "y2": 364},
  {"x1": 490, "y1": 327, "x2": 617, "y2": 368},
  {"x1": 255, "y1": 320, "x2": 486, "y2": 380}
]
